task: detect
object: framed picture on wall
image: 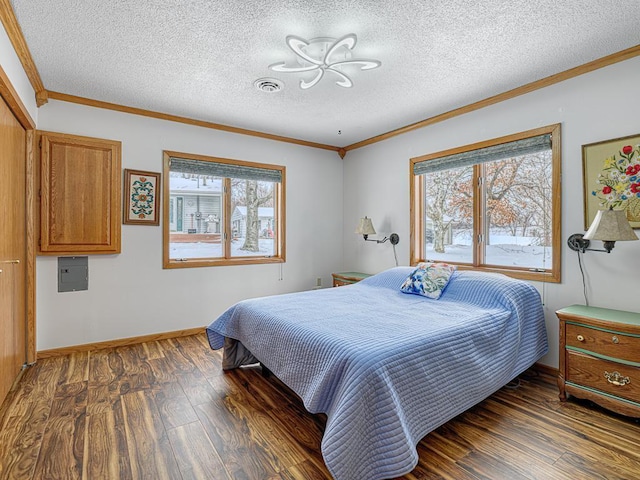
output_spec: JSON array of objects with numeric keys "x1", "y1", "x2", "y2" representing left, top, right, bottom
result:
[
  {"x1": 123, "y1": 169, "x2": 161, "y2": 225},
  {"x1": 582, "y1": 133, "x2": 640, "y2": 230}
]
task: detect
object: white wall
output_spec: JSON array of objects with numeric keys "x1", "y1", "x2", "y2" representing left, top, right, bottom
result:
[
  {"x1": 36, "y1": 101, "x2": 344, "y2": 350},
  {"x1": 0, "y1": 21, "x2": 37, "y2": 122},
  {"x1": 343, "y1": 56, "x2": 640, "y2": 368},
  {"x1": 5, "y1": 19, "x2": 639, "y2": 362}
]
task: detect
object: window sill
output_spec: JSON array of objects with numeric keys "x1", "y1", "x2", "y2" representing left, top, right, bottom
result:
[
  {"x1": 163, "y1": 256, "x2": 285, "y2": 269},
  {"x1": 417, "y1": 263, "x2": 560, "y2": 284},
  {"x1": 459, "y1": 264, "x2": 559, "y2": 283}
]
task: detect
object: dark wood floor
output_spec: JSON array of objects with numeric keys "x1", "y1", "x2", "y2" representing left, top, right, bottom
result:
[{"x1": 0, "y1": 334, "x2": 639, "y2": 479}]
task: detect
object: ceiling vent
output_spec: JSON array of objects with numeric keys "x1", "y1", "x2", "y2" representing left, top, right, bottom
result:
[{"x1": 254, "y1": 78, "x2": 283, "y2": 93}]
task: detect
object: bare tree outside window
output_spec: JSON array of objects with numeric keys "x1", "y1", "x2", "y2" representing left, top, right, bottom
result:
[
  {"x1": 232, "y1": 179, "x2": 274, "y2": 254},
  {"x1": 163, "y1": 151, "x2": 285, "y2": 268},
  {"x1": 411, "y1": 124, "x2": 561, "y2": 283},
  {"x1": 424, "y1": 167, "x2": 473, "y2": 259},
  {"x1": 423, "y1": 153, "x2": 552, "y2": 268}
]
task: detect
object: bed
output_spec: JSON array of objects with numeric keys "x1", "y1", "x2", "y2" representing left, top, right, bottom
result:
[{"x1": 206, "y1": 266, "x2": 548, "y2": 480}]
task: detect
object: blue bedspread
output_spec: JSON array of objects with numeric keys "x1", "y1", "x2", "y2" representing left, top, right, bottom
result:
[{"x1": 206, "y1": 267, "x2": 548, "y2": 480}]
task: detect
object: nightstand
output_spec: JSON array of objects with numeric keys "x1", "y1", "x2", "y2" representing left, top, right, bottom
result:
[
  {"x1": 331, "y1": 272, "x2": 371, "y2": 287},
  {"x1": 556, "y1": 305, "x2": 640, "y2": 417}
]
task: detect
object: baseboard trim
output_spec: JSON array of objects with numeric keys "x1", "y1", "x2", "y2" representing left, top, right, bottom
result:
[
  {"x1": 36, "y1": 326, "x2": 206, "y2": 359},
  {"x1": 533, "y1": 362, "x2": 558, "y2": 378}
]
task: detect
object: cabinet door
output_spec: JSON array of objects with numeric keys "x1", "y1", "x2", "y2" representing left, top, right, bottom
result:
[{"x1": 39, "y1": 131, "x2": 121, "y2": 254}]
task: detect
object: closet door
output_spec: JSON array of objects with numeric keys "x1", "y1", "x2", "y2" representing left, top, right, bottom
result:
[{"x1": 0, "y1": 93, "x2": 26, "y2": 403}]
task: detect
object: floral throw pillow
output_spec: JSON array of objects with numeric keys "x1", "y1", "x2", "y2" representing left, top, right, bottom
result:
[{"x1": 400, "y1": 262, "x2": 457, "y2": 299}]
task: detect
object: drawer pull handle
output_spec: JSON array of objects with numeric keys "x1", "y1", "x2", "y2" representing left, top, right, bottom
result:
[
  {"x1": 604, "y1": 371, "x2": 630, "y2": 387},
  {"x1": 612, "y1": 336, "x2": 619, "y2": 344},
  {"x1": 576, "y1": 335, "x2": 585, "y2": 342}
]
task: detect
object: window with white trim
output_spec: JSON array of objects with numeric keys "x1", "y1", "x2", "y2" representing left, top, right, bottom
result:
[
  {"x1": 163, "y1": 151, "x2": 285, "y2": 268},
  {"x1": 410, "y1": 124, "x2": 561, "y2": 282}
]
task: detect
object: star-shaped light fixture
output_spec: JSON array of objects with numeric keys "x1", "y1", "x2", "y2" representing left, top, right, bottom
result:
[{"x1": 269, "y1": 34, "x2": 381, "y2": 89}]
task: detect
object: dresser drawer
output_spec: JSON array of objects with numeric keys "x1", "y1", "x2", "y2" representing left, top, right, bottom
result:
[
  {"x1": 567, "y1": 351, "x2": 640, "y2": 403},
  {"x1": 566, "y1": 323, "x2": 640, "y2": 364}
]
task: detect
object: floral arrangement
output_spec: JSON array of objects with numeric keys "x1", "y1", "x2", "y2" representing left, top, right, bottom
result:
[{"x1": 592, "y1": 143, "x2": 640, "y2": 222}]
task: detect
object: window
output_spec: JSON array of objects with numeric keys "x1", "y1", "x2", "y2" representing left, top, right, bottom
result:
[
  {"x1": 163, "y1": 151, "x2": 285, "y2": 268},
  {"x1": 410, "y1": 124, "x2": 561, "y2": 282}
]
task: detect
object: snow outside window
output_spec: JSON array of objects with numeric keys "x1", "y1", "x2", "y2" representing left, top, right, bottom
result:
[
  {"x1": 410, "y1": 124, "x2": 561, "y2": 283},
  {"x1": 162, "y1": 151, "x2": 285, "y2": 268}
]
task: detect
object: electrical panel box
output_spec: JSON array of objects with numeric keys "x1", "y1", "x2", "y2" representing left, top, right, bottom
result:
[{"x1": 58, "y1": 256, "x2": 88, "y2": 292}]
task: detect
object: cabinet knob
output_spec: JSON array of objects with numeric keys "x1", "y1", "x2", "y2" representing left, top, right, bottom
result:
[
  {"x1": 576, "y1": 335, "x2": 585, "y2": 342},
  {"x1": 612, "y1": 336, "x2": 619, "y2": 344}
]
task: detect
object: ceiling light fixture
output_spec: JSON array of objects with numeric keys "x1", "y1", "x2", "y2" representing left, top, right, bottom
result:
[{"x1": 269, "y1": 34, "x2": 381, "y2": 90}]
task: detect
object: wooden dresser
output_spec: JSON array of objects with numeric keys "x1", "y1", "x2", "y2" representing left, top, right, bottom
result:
[
  {"x1": 557, "y1": 305, "x2": 640, "y2": 417},
  {"x1": 331, "y1": 272, "x2": 371, "y2": 287}
]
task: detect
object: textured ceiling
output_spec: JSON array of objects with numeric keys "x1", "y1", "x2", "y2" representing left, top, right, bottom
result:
[{"x1": 9, "y1": 0, "x2": 640, "y2": 147}]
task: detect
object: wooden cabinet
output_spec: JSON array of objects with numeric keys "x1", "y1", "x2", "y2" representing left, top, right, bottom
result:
[
  {"x1": 557, "y1": 305, "x2": 640, "y2": 417},
  {"x1": 38, "y1": 131, "x2": 121, "y2": 254},
  {"x1": 332, "y1": 272, "x2": 371, "y2": 287}
]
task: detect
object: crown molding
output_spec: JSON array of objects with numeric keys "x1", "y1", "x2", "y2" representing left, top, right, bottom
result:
[
  {"x1": 4, "y1": 0, "x2": 637, "y2": 159},
  {"x1": 0, "y1": 62, "x2": 34, "y2": 128},
  {"x1": 46, "y1": 90, "x2": 341, "y2": 154},
  {"x1": 1, "y1": 0, "x2": 339, "y2": 153},
  {"x1": 0, "y1": 0, "x2": 47, "y2": 105},
  {"x1": 344, "y1": 44, "x2": 640, "y2": 152}
]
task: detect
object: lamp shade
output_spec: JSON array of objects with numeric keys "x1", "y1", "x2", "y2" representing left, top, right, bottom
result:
[
  {"x1": 583, "y1": 208, "x2": 638, "y2": 242},
  {"x1": 355, "y1": 216, "x2": 376, "y2": 235}
]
